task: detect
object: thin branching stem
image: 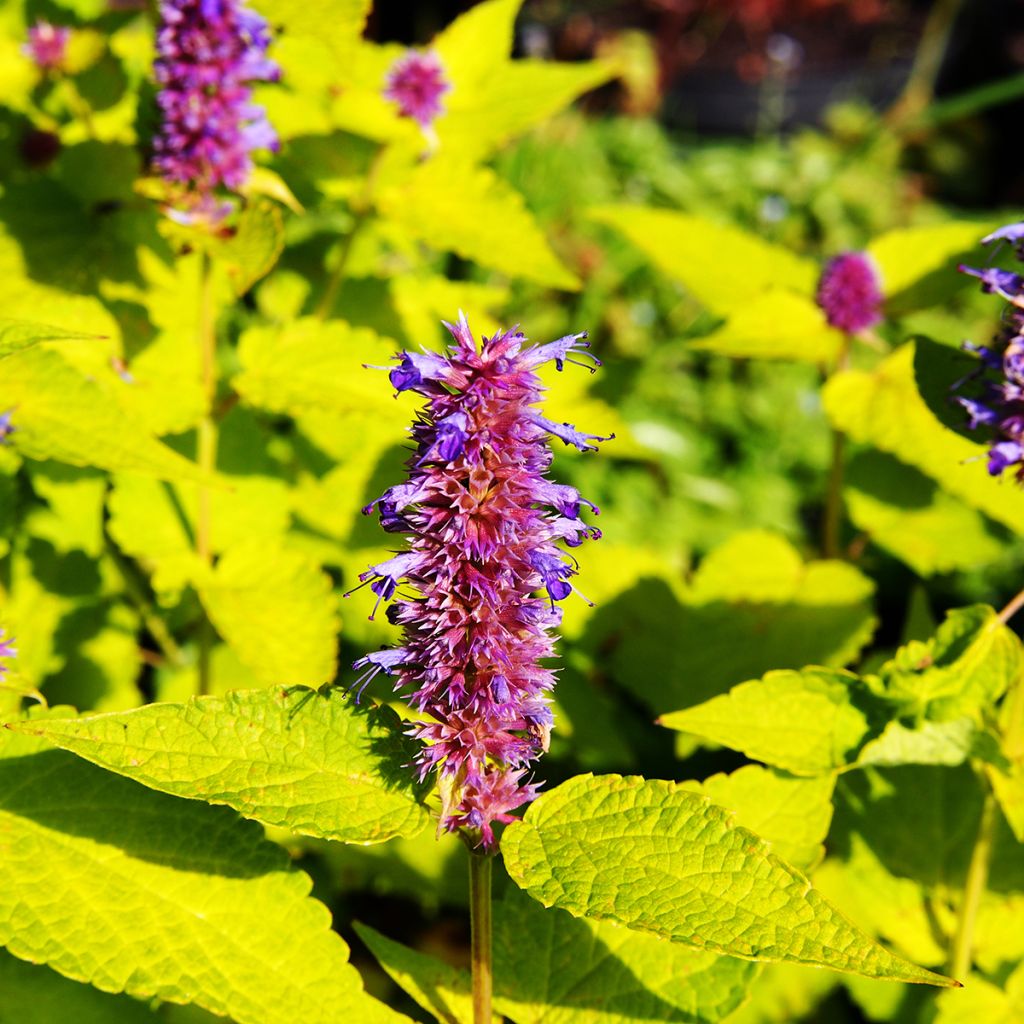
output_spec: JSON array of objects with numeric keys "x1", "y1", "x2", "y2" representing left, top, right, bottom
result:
[
  {"x1": 469, "y1": 849, "x2": 493, "y2": 1024},
  {"x1": 822, "y1": 333, "x2": 853, "y2": 559}
]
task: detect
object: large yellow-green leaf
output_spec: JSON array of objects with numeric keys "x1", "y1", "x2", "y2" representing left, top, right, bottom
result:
[
  {"x1": 357, "y1": 887, "x2": 760, "y2": 1024},
  {"x1": 433, "y1": 0, "x2": 521, "y2": 94},
  {"x1": 588, "y1": 206, "x2": 816, "y2": 315},
  {"x1": 599, "y1": 530, "x2": 876, "y2": 716},
  {"x1": 377, "y1": 158, "x2": 579, "y2": 290},
  {"x1": 844, "y1": 450, "x2": 1005, "y2": 576},
  {"x1": 689, "y1": 290, "x2": 841, "y2": 363},
  {"x1": 823, "y1": 342, "x2": 1024, "y2": 534},
  {"x1": 13, "y1": 688, "x2": 429, "y2": 844},
  {"x1": 2, "y1": 347, "x2": 203, "y2": 480},
  {"x1": 212, "y1": 200, "x2": 285, "y2": 296},
  {"x1": 659, "y1": 668, "x2": 871, "y2": 776},
  {"x1": 0, "y1": 710, "x2": 411, "y2": 1024},
  {"x1": 197, "y1": 541, "x2": 339, "y2": 688},
  {"x1": 501, "y1": 774, "x2": 955, "y2": 985}
]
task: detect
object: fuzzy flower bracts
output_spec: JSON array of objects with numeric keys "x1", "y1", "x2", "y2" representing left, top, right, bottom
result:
[
  {"x1": 153, "y1": 0, "x2": 279, "y2": 218},
  {"x1": 353, "y1": 315, "x2": 610, "y2": 848}
]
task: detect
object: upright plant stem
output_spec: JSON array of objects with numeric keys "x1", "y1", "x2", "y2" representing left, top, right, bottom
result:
[
  {"x1": 822, "y1": 333, "x2": 853, "y2": 559},
  {"x1": 949, "y1": 781, "x2": 999, "y2": 980},
  {"x1": 469, "y1": 850, "x2": 493, "y2": 1024},
  {"x1": 196, "y1": 251, "x2": 218, "y2": 696},
  {"x1": 999, "y1": 586, "x2": 1024, "y2": 625},
  {"x1": 315, "y1": 210, "x2": 367, "y2": 320}
]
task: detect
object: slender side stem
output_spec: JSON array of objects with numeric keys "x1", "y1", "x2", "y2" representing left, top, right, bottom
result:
[
  {"x1": 822, "y1": 333, "x2": 853, "y2": 559},
  {"x1": 196, "y1": 251, "x2": 219, "y2": 696},
  {"x1": 949, "y1": 781, "x2": 999, "y2": 980},
  {"x1": 315, "y1": 210, "x2": 367, "y2": 321},
  {"x1": 999, "y1": 586, "x2": 1024, "y2": 625},
  {"x1": 469, "y1": 850, "x2": 493, "y2": 1024}
]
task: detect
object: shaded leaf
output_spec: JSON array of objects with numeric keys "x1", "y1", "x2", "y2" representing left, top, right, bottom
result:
[
  {"x1": 12, "y1": 688, "x2": 429, "y2": 844},
  {"x1": 501, "y1": 774, "x2": 954, "y2": 985}
]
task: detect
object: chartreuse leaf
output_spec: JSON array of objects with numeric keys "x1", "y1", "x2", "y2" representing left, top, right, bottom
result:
[
  {"x1": 376, "y1": 158, "x2": 580, "y2": 290},
  {"x1": 12, "y1": 688, "x2": 429, "y2": 844},
  {"x1": 824, "y1": 342, "x2": 1024, "y2": 535},
  {"x1": 856, "y1": 718, "x2": 987, "y2": 769},
  {"x1": 866, "y1": 221, "x2": 988, "y2": 312},
  {"x1": 357, "y1": 887, "x2": 759, "y2": 1024},
  {"x1": 433, "y1": 0, "x2": 520, "y2": 93},
  {"x1": 0, "y1": 319, "x2": 100, "y2": 358},
  {"x1": 501, "y1": 774, "x2": 955, "y2": 985},
  {"x1": 721, "y1": 963, "x2": 837, "y2": 1024},
  {"x1": 211, "y1": 200, "x2": 285, "y2": 295},
  {"x1": 690, "y1": 291, "x2": 841, "y2": 363},
  {"x1": 844, "y1": 450, "x2": 1005, "y2": 576},
  {"x1": 679, "y1": 767, "x2": 835, "y2": 871},
  {"x1": 658, "y1": 668, "x2": 871, "y2": 776},
  {"x1": 875, "y1": 604, "x2": 1022, "y2": 720},
  {"x1": 935, "y1": 962, "x2": 1024, "y2": 1024},
  {"x1": 2, "y1": 347, "x2": 202, "y2": 481},
  {"x1": 603, "y1": 530, "x2": 876, "y2": 717},
  {"x1": 0, "y1": 951, "x2": 159, "y2": 1024},
  {"x1": 588, "y1": 206, "x2": 816, "y2": 315},
  {"x1": 0, "y1": 709, "x2": 411, "y2": 1024},
  {"x1": 197, "y1": 541, "x2": 339, "y2": 688},
  {"x1": 390, "y1": 275, "x2": 508, "y2": 347}
]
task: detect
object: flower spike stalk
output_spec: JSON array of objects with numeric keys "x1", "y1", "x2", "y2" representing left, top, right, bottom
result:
[{"x1": 352, "y1": 314, "x2": 611, "y2": 849}]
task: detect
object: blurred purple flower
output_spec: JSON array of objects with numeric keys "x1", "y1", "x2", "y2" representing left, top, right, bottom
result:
[
  {"x1": 0, "y1": 411, "x2": 14, "y2": 444},
  {"x1": 0, "y1": 629, "x2": 14, "y2": 677},
  {"x1": 23, "y1": 21, "x2": 70, "y2": 72},
  {"x1": 816, "y1": 251, "x2": 884, "y2": 334},
  {"x1": 384, "y1": 50, "x2": 450, "y2": 129},
  {"x1": 153, "y1": 0, "x2": 279, "y2": 220},
  {"x1": 351, "y1": 314, "x2": 610, "y2": 848}
]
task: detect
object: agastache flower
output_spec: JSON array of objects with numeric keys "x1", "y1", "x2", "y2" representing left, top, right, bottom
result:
[
  {"x1": 955, "y1": 221, "x2": 1024, "y2": 481},
  {"x1": 24, "y1": 21, "x2": 70, "y2": 72},
  {"x1": 153, "y1": 0, "x2": 279, "y2": 221},
  {"x1": 0, "y1": 630, "x2": 15, "y2": 678},
  {"x1": 384, "y1": 50, "x2": 451, "y2": 129},
  {"x1": 0, "y1": 411, "x2": 14, "y2": 444},
  {"x1": 350, "y1": 314, "x2": 611, "y2": 848},
  {"x1": 816, "y1": 252, "x2": 884, "y2": 334}
]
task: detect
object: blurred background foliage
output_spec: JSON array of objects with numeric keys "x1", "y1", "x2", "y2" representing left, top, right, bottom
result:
[{"x1": 5, "y1": 0, "x2": 1024, "y2": 1021}]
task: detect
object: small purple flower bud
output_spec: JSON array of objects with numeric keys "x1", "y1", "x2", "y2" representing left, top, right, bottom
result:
[
  {"x1": 384, "y1": 50, "x2": 451, "y2": 129},
  {"x1": 23, "y1": 21, "x2": 70, "y2": 72},
  {"x1": 533, "y1": 414, "x2": 615, "y2": 453},
  {"x1": 988, "y1": 441, "x2": 1024, "y2": 476},
  {"x1": 959, "y1": 265, "x2": 1024, "y2": 304},
  {"x1": 816, "y1": 252, "x2": 884, "y2": 334},
  {"x1": 353, "y1": 314, "x2": 608, "y2": 848}
]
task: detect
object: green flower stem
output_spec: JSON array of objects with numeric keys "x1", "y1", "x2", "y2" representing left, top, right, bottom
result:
[
  {"x1": 316, "y1": 209, "x2": 367, "y2": 320},
  {"x1": 822, "y1": 333, "x2": 853, "y2": 559},
  {"x1": 469, "y1": 848, "x2": 494, "y2": 1024},
  {"x1": 949, "y1": 779, "x2": 998, "y2": 981},
  {"x1": 196, "y1": 251, "x2": 218, "y2": 696}
]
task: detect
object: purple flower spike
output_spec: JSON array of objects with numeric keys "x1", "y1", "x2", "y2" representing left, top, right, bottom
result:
[
  {"x1": 24, "y1": 21, "x2": 70, "y2": 72},
  {"x1": 955, "y1": 235, "x2": 1024, "y2": 483},
  {"x1": 816, "y1": 252, "x2": 884, "y2": 334},
  {"x1": 353, "y1": 314, "x2": 609, "y2": 849},
  {"x1": 384, "y1": 50, "x2": 451, "y2": 129},
  {"x1": 153, "y1": 0, "x2": 279, "y2": 220}
]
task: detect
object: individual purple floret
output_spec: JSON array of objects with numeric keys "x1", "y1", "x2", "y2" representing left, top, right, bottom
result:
[
  {"x1": 350, "y1": 313, "x2": 610, "y2": 849},
  {"x1": 153, "y1": 0, "x2": 280, "y2": 220},
  {"x1": 384, "y1": 50, "x2": 451, "y2": 129},
  {"x1": 23, "y1": 21, "x2": 70, "y2": 72},
  {"x1": 816, "y1": 251, "x2": 884, "y2": 334},
  {"x1": 0, "y1": 629, "x2": 15, "y2": 677},
  {"x1": 0, "y1": 411, "x2": 14, "y2": 443},
  {"x1": 956, "y1": 230, "x2": 1024, "y2": 481}
]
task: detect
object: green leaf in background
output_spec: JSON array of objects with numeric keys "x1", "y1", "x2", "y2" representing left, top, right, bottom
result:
[
  {"x1": 588, "y1": 206, "x2": 816, "y2": 315},
  {"x1": 875, "y1": 605, "x2": 1022, "y2": 721},
  {"x1": 377, "y1": 158, "x2": 580, "y2": 290},
  {"x1": 856, "y1": 718, "x2": 990, "y2": 769},
  {"x1": 866, "y1": 221, "x2": 988, "y2": 313},
  {"x1": 197, "y1": 541, "x2": 339, "y2": 688},
  {"x1": 0, "y1": 709, "x2": 411, "y2": 1024},
  {"x1": 720, "y1": 963, "x2": 837, "y2": 1024},
  {"x1": 679, "y1": 766, "x2": 836, "y2": 871},
  {"x1": 433, "y1": 0, "x2": 520, "y2": 93},
  {"x1": 2, "y1": 347, "x2": 203, "y2": 481},
  {"x1": 211, "y1": 200, "x2": 285, "y2": 296},
  {"x1": 843, "y1": 450, "x2": 1005, "y2": 577},
  {"x1": 357, "y1": 888, "x2": 760, "y2": 1024},
  {"x1": 501, "y1": 774, "x2": 955, "y2": 985},
  {"x1": 935, "y1": 963, "x2": 1024, "y2": 1024},
  {"x1": 824, "y1": 342, "x2": 1024, "y2": 535},
  {"x1": 0, "y1": 319, "x2": 101, "y2": 359},
  {"x1": 689, "y1": 290, "x2": 841, "y2": 363},
  {"x1": 0, "y1": 951, "x2": 159, "y2": 1024},
  {"x1": 27, "y1": 463, "x2": 108, "y2": 558},
  {"x1": 12, "y1": 688, "x2": 428, "y2": 844},
  {"x1": 596, "y1": 530, "x2": 876, "y2": 716},
  {"x1": 658, "y1": 668, "x2": 871, "y2": 776},
  {"x1": 912, "y1": 334, "x2": 985, "y2": 441}
]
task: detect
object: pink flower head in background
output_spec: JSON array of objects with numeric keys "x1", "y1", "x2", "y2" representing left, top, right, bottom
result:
[
  {"x1": 351, "y1": 314, "x2": 611, "y2": 848},
  {"x1": 24, "y1": 21, "x2": 70, "y2": 72},
  {"x1": 0, "y1": 629, "x2": 15, "y2": 678},
  {"x1": 816, "y1": 251, "x2": 884, "y2": 334},
  {"x1": 384, "y1": 50, "x2": 451, "y2": 129}
]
